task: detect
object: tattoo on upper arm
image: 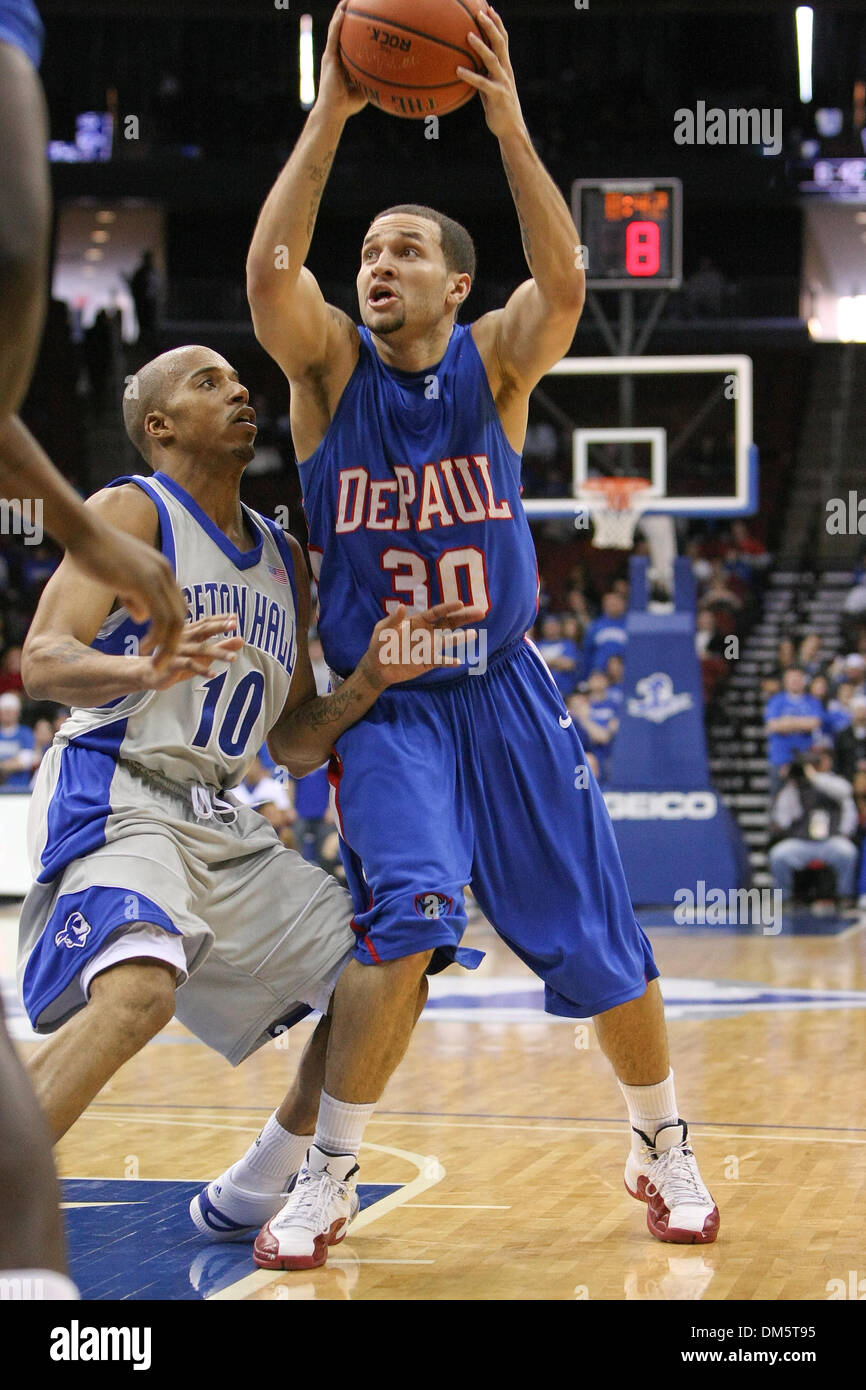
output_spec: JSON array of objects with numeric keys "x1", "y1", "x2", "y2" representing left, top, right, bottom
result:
[
  {"x1": 306, "y1": 149, "x2": 336, "y2": 238},
  {"x1": 328, "y1": 306, "x2": 356, "y2": 345}
]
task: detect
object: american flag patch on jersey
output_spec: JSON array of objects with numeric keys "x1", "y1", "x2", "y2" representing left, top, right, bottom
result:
[{"x1": 267, "y1": 564, "x2": 289, "y2": 585}]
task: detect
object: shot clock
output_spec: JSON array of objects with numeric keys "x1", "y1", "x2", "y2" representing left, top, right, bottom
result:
[{"x1": 572, "y1": 179, "x2": 683, "y2": 289}]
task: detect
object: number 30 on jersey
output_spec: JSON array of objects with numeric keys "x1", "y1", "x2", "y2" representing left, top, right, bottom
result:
[{"x1": 380, "y1": 546, "x2": 490, "y2": 615}]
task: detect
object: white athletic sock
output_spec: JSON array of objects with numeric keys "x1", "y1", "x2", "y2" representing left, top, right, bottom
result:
[
  {"x1": 0, "y1": 1270, "x2": 79, "y2": 1300},
  {"x1": 230, "y1": 1112, "x2": 311, "y2": 1193},
  {"x1": 618, "y1": 1069, "x2": 679, "y2": 1153},
  {"x1": 311, "y1": 1090, "x2": 376, "y2": 1174}
]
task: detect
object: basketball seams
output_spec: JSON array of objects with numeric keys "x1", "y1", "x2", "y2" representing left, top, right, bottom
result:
[
  {"x1": 450, "y1": 0, "x2": 484, "y2": 31},
  {"x1": 341, "y1": 49, "x2": 472, "y2": 95},
  {"x1": 343, "y1": 6, "x2": 481, "y2": 70}
]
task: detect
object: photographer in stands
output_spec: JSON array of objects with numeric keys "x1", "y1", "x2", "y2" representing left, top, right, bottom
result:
[{"x1": 767, "y1": 746, "x2": 858, "y2": 903}]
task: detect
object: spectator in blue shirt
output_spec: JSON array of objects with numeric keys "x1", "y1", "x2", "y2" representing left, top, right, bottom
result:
[
  {"x1": 764, "y1": 666, "x2": 824, "y2": 796},
  {"x1": 604, "y1": 653, "x2": 625, "y2": 711},
  {"x1": 0, "y1": 691, "x2": 36, "y2": 791},
  {"x1": 810, "y1": 673, "x2": 851, "y2": 740},
  {"x1": 292, "y1": 764, "x2": 338, "y2": 870},
  {"x1": 569, "y1": 670, "x2": 620, "y2": 785},
  {"x1": 536, "y1": 613, "x2": 581, "y2": 698},
  {"x1": 582, "y1": 591, "x2": 628, "y2": 674},
  {"x1": 258, "y1": 742, "x2": 338, "y2": 874}
]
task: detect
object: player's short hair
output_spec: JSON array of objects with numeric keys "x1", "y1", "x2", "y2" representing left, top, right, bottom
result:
[
  {"x1": 370, "y1": 204, "x2": 477, "y2": 284},
  {"x1": 122, "y1": 345, "x2": 209, "y2": 465}
]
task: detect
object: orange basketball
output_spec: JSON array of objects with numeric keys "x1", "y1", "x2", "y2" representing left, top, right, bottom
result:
[{"x1": 340, "y1": 0, "x2": 488, "y2": 119}]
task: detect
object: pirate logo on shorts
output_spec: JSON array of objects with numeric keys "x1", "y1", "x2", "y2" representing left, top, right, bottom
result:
[
  {"x1": 54, "y1": 911, "x2": 92, "y2": 950},
  {"x1": 414, "y1": 893, "x2": 452, "y2": 920}
]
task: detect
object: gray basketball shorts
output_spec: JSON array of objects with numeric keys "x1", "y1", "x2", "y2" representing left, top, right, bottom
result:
[{"x1": 18, "y1": 753, "x2": 356, "y2": 1064}]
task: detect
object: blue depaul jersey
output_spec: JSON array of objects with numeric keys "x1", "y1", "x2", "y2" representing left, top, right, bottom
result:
[{"x1": 297, "y1": 323, "x2": 539, "y2": 686}]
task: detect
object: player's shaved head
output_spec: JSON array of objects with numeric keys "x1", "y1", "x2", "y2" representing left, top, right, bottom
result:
[{"x1": 123, "y1": 345, "x2": 227, "y2": 464}]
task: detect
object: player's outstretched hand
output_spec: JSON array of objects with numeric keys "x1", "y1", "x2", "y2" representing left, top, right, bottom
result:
[
  {"x1": 317, "y1": 1, "x2": 368, "y2": 122},
  {"x1": 139, "y1": 615, "x2": 244, "y2": 692},
  {"x1": 361, "y1": 602, "x2": 486, "y2": 690},
  {"x1": 69, "y1": 521, "x2": 187, "y2": 669},
  {"x1": 456, "y1": 5, "x2": 524, "y2": 139}
]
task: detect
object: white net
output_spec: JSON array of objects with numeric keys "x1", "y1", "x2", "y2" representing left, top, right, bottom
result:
[{"x1": 582, "y1": 480, "x2": 652, "y2": 550}]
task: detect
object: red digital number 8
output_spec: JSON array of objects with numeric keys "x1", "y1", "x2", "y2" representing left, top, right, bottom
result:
[{"x1": 625, "y1": 220, "x2": 660, "y2": 277}]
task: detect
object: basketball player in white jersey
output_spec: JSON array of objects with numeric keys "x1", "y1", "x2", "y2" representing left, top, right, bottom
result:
[{"x1": 17, "y1": 344, "x2": 479, "y2": 1246}]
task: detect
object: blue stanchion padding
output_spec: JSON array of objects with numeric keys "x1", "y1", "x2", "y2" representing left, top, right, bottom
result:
[{"x1": 606, "y1": 557, "x2": 749, "y2": 903}]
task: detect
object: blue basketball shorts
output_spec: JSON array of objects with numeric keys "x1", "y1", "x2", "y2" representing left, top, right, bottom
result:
[{"x1": 329, "y1": 636, "x2": 658, "y2": 1017}]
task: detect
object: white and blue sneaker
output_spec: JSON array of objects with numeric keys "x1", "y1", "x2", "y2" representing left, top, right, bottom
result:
[{"x1": 189, "y1": 1167, "x2": 297, "y2": 1242}]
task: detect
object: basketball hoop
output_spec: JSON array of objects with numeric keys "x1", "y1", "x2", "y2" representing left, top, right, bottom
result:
[{"x1": 580, "y1": 477, "x2": 654, "y2": 550}]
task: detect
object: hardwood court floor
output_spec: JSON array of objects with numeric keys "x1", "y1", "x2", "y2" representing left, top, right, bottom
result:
[{"x1": 5, "y1": 908, "x2": 866, "y2": 1301}]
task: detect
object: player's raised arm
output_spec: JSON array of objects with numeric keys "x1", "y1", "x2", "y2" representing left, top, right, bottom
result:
[
  {"x1": 0, "y1": 43, "x2": 185, "y2": 664},
  {"x1": 267, "y1": 536, "x2": 483, "y2": 776},
  {"x1": 460, "y1": 6, "x2": 585, "y2": 390},
  {"x1": 246, "y1": 1, "x2": 366, "y2": 381},
  {"x1": 22, "y1": 485, "x2": 241, "y2": 707},
  {"x1": 0, "y1": 419, "x2": 186, "y2": 663}
]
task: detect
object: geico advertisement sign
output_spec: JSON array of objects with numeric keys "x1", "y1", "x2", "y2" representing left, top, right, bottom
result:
[{"x1": 604, "y1": 792, "x2": 718, "y2": 821}]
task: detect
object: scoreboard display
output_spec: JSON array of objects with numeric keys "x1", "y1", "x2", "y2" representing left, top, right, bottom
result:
[{"x1": 572, "y1": 179, "x2": 683, "y2": 289}]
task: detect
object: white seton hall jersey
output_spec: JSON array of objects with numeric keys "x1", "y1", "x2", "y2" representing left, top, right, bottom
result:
[{"x1": 52, "y1": 470, "x2": 298, "y2": 818}]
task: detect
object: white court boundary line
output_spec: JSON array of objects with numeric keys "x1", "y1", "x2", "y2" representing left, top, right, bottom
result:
[
  {"x1": 63, "y1": 1111, "x2": 446, "y2": 1302},
  {"x1": 208, "y1": 1140, "x2": 445, "y2": 1301}
]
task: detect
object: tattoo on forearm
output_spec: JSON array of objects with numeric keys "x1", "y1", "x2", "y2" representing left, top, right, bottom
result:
[
  {"x1": 43, "y1": 641, "x2": 86, "y2": 666},
  {"x1": 501, "y1": 153, "x2": 533, "y2": 268},
  {"x1": 294, "y1": 684, "x2": 360, "y2": 732},
  {"x1": 306, "y1": 149, "x2": 336, "y2": 237}
]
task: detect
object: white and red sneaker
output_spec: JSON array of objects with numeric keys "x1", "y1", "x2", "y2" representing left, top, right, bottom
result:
[
  {"x1": 253, "y1": 1149, "x2": 360, "y2": 1271},
  {"x1": 624, "y1": 1120, "x2": 720, "y2": 1244}
]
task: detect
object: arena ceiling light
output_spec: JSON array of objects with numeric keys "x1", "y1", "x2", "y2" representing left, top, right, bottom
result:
[
  {"x1": 300, "y1": 14, "x2": 316, "y2": 110},
  {"x1": 796, "y1": 7, "x2": 813, "y2": 105}
]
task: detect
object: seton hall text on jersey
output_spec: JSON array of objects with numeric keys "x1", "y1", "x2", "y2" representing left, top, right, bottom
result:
[
  {"x1": 334, "y1": 455, "x2": 514, "y2": 533},
  {"x1": 181, "y1": 581, "x2": 296, "y2": 673}
]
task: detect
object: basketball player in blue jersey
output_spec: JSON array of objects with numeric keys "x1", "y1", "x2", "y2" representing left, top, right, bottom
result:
[
  {"x1": 243, "y1": 1, "x2": 719, "y2": 1267},
  {"x1": 17, "y1": 344, "x2": 480, "y2": 1248},
  {"x1": 0, "y1": 0, "x2": 184, "y2": 1300}
]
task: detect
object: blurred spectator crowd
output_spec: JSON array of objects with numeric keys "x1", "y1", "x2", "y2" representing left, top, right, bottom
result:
[
  {"x1": 532, "y1": 519, "x2": 768, "y2": 783},
  {"x1": 764, "y1": 565, "x2": 866, "y2": 907}
]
